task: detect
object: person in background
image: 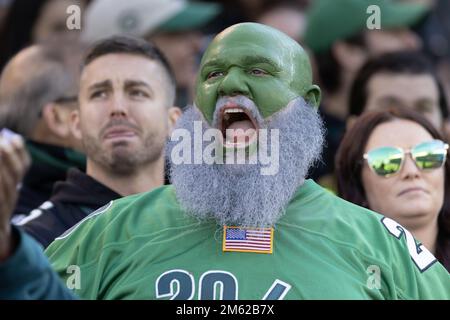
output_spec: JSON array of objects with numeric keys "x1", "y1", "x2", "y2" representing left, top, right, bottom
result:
[
  {"x1": 0, "y1": 23, "x2": 448, "y2": 300},
  {"x1": 0, "y1": 0, "x2": 86, "y2": 71},
  {"x1": 81, "y1": 0, "x2": 221, "y2": 108},
  {"x1": 336, "y1": 108, "x2": 450, "y2": 272},
  {"x1": 0, "y1": 41, "x2": 86, "y2": 223},
  {"x1": 348, "y1": 51, "x2": 449, "y2": 133},
  {"x1": 413, "y1": 0, "x2": 450, "y2": 133},
  {"x1": 256, "y1": 0, "x2": 308, "y2": 43},
  {"x1": 414, "y1": 0, "x2": 450, "y2": 72},
  {"x1": 17, "y1": 36, "x2": 181, "y2": 248},
  {"x1": 304, "y1": 0, "x2": 428, "y2": 188},
  {"x1": 0, "y1": 0, "x2": 12, "y2": 34}
]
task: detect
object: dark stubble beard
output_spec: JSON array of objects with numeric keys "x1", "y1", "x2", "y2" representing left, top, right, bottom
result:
[
  {"x1": 167, "y1": 96, "x2": 325, "y2": 228},
  {"x1": 82, "y1": 120, "x2": 166, "y2": 175}
]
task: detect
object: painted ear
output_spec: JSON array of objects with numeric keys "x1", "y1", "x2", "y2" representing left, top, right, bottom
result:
[{"x1": 304, "y1": 85, "x2": 321, "y2": 109}]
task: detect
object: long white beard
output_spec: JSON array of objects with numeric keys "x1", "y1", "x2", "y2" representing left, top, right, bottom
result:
[{"x1": 167, "y1": 97, "x2": 325, "y2": 227}]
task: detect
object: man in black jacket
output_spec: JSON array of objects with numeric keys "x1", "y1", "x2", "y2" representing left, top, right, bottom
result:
[
  {"x1": 16, "y1": 36, "x2": 181, "y2": 247},
  {"x1": 17, "y1": 168, "x2": 120, "y2": 247}
]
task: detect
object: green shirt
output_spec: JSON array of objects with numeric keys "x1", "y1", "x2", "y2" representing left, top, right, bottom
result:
[{"x1": 45, "y1": 180, "x2": 450, "y2": 299}]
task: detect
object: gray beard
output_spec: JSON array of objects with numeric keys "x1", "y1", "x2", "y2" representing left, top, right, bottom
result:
[{"x1": 167, "y1": 97, "x2": 325, "y2": 227}]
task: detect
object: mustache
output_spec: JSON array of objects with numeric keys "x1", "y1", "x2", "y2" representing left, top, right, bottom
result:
[{"x1": 99, "y1": 119, "x2": 141, "y2": 137}]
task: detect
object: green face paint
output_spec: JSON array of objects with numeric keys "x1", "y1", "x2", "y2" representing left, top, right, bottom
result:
[{"x1": 195, "y1": 23, "x2": 321, "y2": 125}]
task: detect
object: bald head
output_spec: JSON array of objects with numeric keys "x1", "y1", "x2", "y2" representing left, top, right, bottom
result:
[
  {"x1": 201, "y1": 23, "x2": 309, "y2": 69},
  {"x1": 195, "y1": 23, "x2": 320, "y2": 124},
  {"x1": 0, "y1": 44, "x2": 79, "y2": 136},
  {"x1": 0, "y1": 46, "x2": 44, "y2": 99}
]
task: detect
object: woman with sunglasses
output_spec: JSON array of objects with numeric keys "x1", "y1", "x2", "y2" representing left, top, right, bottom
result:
[{"x1": 336, "y1": 108, "x2": 450, "y2": 272}]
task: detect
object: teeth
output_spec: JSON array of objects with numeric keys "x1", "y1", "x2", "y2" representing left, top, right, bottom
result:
[{"x1": 224, "y1": 108, "x2": 244, "y2": 114}]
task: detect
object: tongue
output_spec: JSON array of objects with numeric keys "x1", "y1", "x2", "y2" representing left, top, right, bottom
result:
[
  {"x1": 228, "y1": 120, "x2": 254, "y2": 131},
  {"x1": 225, "y1": 120, "x2": 256, "y2": 144}
]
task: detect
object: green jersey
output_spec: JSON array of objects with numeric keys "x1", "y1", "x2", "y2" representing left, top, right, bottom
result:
[{"x1": 45, "y1": 180, "x2": 450, "y2": 299}]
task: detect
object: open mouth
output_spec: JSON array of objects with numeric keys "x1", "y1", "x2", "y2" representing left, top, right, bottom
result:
[{"x1": 219, "y1": 104, "x2": 259, "y2": 148}]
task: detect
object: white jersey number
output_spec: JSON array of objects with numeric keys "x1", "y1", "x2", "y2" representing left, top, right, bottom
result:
[
  {"x1": 155, "y1": 269, "x2": 291, "y2": 300},
  {"x1": 381, "y1": 217, "x2": 437, "y2": 272}
]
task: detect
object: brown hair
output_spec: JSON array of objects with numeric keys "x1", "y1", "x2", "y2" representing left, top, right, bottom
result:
[
  {"x1": 349, "y1": 50, "x2": 448, "y2": 120},
  {"x1": 82, "y1": 35, "x2": 176, "y2": 105},
  {"x1": 336, "y1": 107, "x2": 450, "y2": 271}
]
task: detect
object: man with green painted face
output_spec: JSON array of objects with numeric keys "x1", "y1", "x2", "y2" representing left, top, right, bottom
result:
[
  {"x1": 0, "y1": 23, "x2": 449, "y2": 300},
  {"x1": 194, "y1": 23, "x2": 320, "y2": 122}
]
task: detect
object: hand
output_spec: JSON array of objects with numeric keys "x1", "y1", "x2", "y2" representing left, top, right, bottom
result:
[{"x1": 0, "y1": 130, "x2": 30, "y2": 261}]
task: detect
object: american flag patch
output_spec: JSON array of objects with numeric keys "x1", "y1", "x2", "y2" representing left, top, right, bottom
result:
[{"x1": 223, "y1": 226, "x2": 273, "y2": 254}]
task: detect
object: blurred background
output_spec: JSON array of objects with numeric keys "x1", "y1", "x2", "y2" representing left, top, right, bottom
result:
[{"x1": 0, "y1": 0, "x2": 449, "y2": 190}]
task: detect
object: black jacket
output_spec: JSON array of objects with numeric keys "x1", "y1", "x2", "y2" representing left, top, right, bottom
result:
[
  {"x1": 18, "y1": 168, "x2": 121, "y2": 248},
  {"x1": 12, "y1": 141, "x2": 86, "y2": 223}
]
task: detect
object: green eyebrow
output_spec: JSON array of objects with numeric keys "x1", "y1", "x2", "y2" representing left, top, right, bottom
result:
[
  {"x1": 202, "y1": 55, "x2": 280, "y2": 72},
  {"x1": 240, "y1": 56, "x2": 280, "y2": 70},
  {"x1": 201, "y1": 59, "x2": 225, "y2": 72}
]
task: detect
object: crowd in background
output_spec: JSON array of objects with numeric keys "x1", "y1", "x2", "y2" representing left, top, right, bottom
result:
[{"x1": 0, "y1": 0, "x2": 449, "y2": 276}]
